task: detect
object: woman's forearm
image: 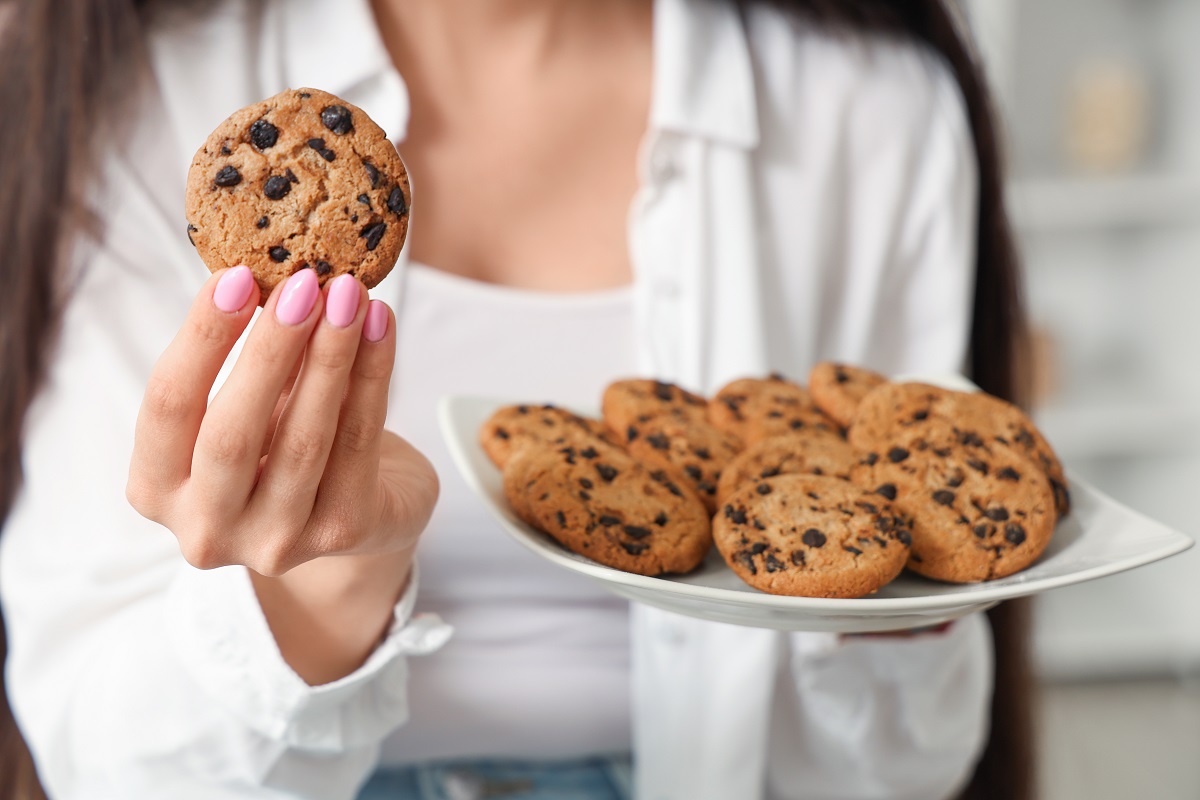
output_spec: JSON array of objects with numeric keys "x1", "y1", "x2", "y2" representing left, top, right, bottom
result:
[{"x1": 250, "y1": 548, "x2": 415, "y2": 685}]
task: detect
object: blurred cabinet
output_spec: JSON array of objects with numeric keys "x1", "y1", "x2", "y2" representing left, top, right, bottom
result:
[{"x1": 964, "y1": 0, "x2": 1200, "y2": 679}]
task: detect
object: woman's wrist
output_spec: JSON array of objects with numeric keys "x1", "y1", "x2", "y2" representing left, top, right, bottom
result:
[{"x1": 250, "y1": 547, "x2": 416, "y2": 686}]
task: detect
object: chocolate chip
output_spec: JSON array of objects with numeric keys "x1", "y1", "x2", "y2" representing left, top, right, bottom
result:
[
  {"x1": 946, "y1": 469, "x2": 966, "y2": 488},
  {"x1": 357, "y1": 193, "x2": 371, "y2": 207},
  {"x1": 736, "y1": 552, "x2": 757, "y2": 575},
  {"x1": 219, "y1": 144, "x2": 231, "y2": 155},
  {"x1": 387, "y1": 186, "x2": 408, "y2": 216},
  {"x1": 186, "y1": 224, "x2": 197, "y2": 246},
  {"x1": 653, "y1": 382, "x2": 673, "y2": 401},
  {"x1": 835, "y1": 368, "x2": 849, "y2": 384},
  {"x1": 285, "y1": 168, "x2": 299, "y2": 184},
  {"x1": 647, "y1": 434, "x2": 670, "y2": 451},
  {"x1": 843, "y1": 545, "x2": 863, "y2": 556},
  {"x1": 749, "y1": 542, "x2": 768, "y2": 555},
  {"x1": 684, "y1": 465, "x2": 703, "y2": 480},
  {"x1": 998, "y1": 467, "x2": 1021, "y2": 482},
  {"x1": 693, "y1": 447, "x2": 711, "y2": 461},
  {"x1": 263, "y1": 175, "x2": 291, "y2": 200},
  {"x1": 801, "y1": 528, "x2": 826, "y2": 548},
  {"x1": 620, "y1": 541, "x2": 648, "y2": 556},
  {"x1": 974, "y1": 523, "x2": 993, "y2": 539},
  {"x1": 789, "y1": 419, "x2": 804, "y2": 430},
  {"x1": 864, "y1": 452, "x2": 879, "y2": 466},
  {"x1": 494, "y1": 428, "x2": 509, "y2": 440},
  {"x1": 268, "y1": 246, "x2": 290, "y2": 262},
  {"x1": 767, "y1": 410, "x2": 783, "y2": 418},
  {"x1": 255, "y1": 216, "x2": 269, "y2": 229},
  {"x1": 298, "y1": 91, "x2": 311, "y2": 98},
  {"x1": 364, "y1": 162, "x2": 380, "y2": 188},
  {"x1": 624, "y1": 525, "x2": 651, "y2": 539},
  {"x1": 249, "y1": 119, "x2": 278, "y2": 149},
  {"x1": 887, "y1": 447, "x2": 910, "y2": 463},
  {"x1": 654, "y1": 512, "x2": 668, "y2": 526},
  {"x1": 984, "y1": 506, "x2": 1010, "y2": 522},
  {"x1": 723, "y1": 505, "x2": 748, "y2": 525},
  {"x1": 959, "y1": 430, "x2": 984, "y2": 447},
  {"x1": 932, "y1": 489, "x2": 956, "y2": 506},
  {"x1": 856, "y1": 501, "x2": 878, "y2": 514},
  {"x1": 967, "y1": 458, "x2": 989, "y2": 475},
  {"x1": 753, "y1": 519, "x2": 766, "y2": 530},
  {"x1": 321, "y1": 105, "x2": 353, "y2": 135},
  {"x1": 896, "y1": 529, "x2": 913, "y2": 546},
  {"x1": 1014, "y1": 429, "x2": 1035, "y2": 448},
  {"x1": 1005, "y1": 523, "x2": 1027, "y2": 545},
  {"x1": 213, "y1": 165, "x2": 241, "y2": 187},
  {"x1": 875, "y1": 483, "x2": 897, "y2": 500},
  {"x1": 759, "y1": 467, "x2": 780, "y2": 479},
  {"x1": 790, "y1": 550, "x2": 807, "y2": 566},
  {"x1": 913, "y1": 409, "x2": 929, "y2": 421},
  {"x1": 315, "y1": 260, "x2": 333, "y2": 276},
  {"x1": 555, "y1": 511, "x2": 566, "y2": 528},
  {"x1": 598, "y1": 515, "x2": 621, "y2": 527},
  {"x1": 579, "y1": 478, "x2": 594, "y2": 489},
  {"x1": 626, "y1": 426, "x2": 638, "y2": 443},
  {"x1": 756, "y1": 483, "x2": 772, "y2": 495},
  {"x1": 765, "y1": 554, "x2": 785, "y2": 572},
  {"x1": 580, "y1": 447, "x2": 598, "y2": 460},
  {"x1": 595, "y1": 464, "x2": 618, "y2": 482},
  {"x1": 360, "y1": 222, "x2": 387, "y2": 251},
  {"x1": 579, "y1": 491, "x2": 591, "y2": 501}
]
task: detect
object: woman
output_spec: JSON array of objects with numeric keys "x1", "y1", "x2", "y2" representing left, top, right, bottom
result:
[{"x1": 0, "y1": 0, "x2": 1033, "y2": 798}]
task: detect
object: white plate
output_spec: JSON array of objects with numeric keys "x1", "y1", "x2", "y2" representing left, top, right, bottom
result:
[{"x1": 438, "y1": 392, "x2": 1195, "y2": 633}]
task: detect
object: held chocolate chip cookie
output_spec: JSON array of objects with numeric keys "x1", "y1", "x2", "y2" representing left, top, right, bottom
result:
[{"x1": 185, "y1": 88, "x2": 411, "y2": 299}]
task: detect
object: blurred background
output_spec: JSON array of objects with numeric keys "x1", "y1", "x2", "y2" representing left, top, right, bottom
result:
[{"x1": 963, "y1": 0, "x2": 1200, "y2": 796}]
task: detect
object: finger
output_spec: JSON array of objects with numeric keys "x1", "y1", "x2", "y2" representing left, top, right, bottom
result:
[
  {"x1": 190, "y1": 268, "x2": 323, "y2": 511},
  {"x1": 128, "y1": 266, "x2": 258, "y2": 511},
  {"x1": 260, "y1": 349, "x2": 306, "y2": 458},
  {"x1": 313, "y1": 300, "x2": 397, "y2": 538},
  {"x1": 252, "y1": 274, "x2": 369, "y2": 530}
]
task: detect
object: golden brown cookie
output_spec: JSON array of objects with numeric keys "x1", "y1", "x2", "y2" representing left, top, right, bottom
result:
[
  {"x1": 708, "y1": 375, "x2": 841, "y2": 445},
  {"x1": 713, "y1": 474, "x2": 912, "y2": 598},
  {"x1": 848, "y1": 382, "x2": 1070, "y2": 517},
  {"x1": 503, "y1": 443, "x2": 711, "y2": 576},
  {"x1": 625, "y1": 417, "x2": 742, "y2": 514},
  {"x1": 186, "y1": 88, "x2": 410, "y2": 299},
  {"x1": 808, "y1": 362, "x2": 888, "y2": 428},
  {"x1": 601, "y1": 379, "x2": 710, "y2": 438},
  {"x1": 848, "y1": 429, "x2": 1057, "y2": 582},
  {"x1": 480, "y1": 404, "x2": 618, "y2": 469},
  {"x1": 715, "y1": 432, "x2": 861, "y2": 503}
]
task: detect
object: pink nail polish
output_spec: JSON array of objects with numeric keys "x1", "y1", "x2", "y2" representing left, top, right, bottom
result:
[
  {"x1": 275, "y1": 269, "x2": 319, "y2": 325},
  {"x1": 363, "y1": 300, "x2": 389, "y2": 342},
  {"x1": 213, "y1": 266, "x2": 254, "y2": 313},
  {"x1": 325, "y1": 274, "x2": 359, "y2": 328}
]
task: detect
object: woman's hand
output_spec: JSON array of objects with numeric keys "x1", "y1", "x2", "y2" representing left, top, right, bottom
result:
[{"x1": 127, "y1": 265, "x2": 438, "y2": 682}]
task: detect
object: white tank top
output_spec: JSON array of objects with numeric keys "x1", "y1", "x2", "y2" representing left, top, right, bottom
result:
[{"x1": 379, "y1": 263, "x2": 637, "y2": 765}]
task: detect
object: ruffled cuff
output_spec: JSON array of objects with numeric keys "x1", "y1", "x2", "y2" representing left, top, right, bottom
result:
[{"x1": 166, "y1": 560, "x2": 452, "y2": 753}]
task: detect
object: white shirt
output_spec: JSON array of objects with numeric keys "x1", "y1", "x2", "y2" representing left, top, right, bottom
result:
[
  {"x1": 385, "y1": 264, "x2": 636, "y2": 763},
  {"x1": 0, "y1": 0, "x2": 991, "y2": 798}
]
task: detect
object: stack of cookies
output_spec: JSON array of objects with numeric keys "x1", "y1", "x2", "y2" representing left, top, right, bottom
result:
[{"x1": 479, "y1": 365, "x2": 1068, "y2": 598}]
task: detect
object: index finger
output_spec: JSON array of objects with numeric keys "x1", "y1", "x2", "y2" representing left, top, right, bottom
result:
[{"x1": 128, "y1": 266, "x2": 259, "y2": 505}]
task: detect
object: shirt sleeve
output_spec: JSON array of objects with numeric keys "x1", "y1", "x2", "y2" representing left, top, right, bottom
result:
[{"x1": 0, "y1": 132, "x2": 450, "y2": 800}]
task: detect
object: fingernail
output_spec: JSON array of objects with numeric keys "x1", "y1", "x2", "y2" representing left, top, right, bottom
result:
[
  {"x1": 213, "y1": 266, "x2": 254, "y2": 313},
  {"x1": 363, "y1": 300, "x2": 389, "y2": 342},
  {"x1": 325, "y1": 274, "x2": 360, "y2": 328},
  {"x1": 275, "y1": 269, "x2": 319, "y2": 325}
]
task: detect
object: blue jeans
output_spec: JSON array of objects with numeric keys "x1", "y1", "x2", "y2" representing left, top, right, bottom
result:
[{"x1": 357, "y1": 755, "x2": 634, "y2": 800}]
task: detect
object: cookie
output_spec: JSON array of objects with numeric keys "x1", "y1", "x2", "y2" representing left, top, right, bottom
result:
[
  {"x1": 713, "y1": 474, "x2": 912, "y2": 598},
  {"x1": 503, "y1": 443, "x2": 711, "y2": 576},
  {"x1": 601, "y1": 379, "x2": 710, "y2": 437},
  {"x1": 848, "y1": 430, "x2": 1056, "y2": 582},
  {"x1": 715, "y1": 432, "x2": 861, "y2": 503},
  {"x1": 848, "y1": 382, "x2": 1070, "y2": 517},
  {"x1": 186, "y1": 88, "x2": 411, "y2": 300},
  {"x1": 624, "y1": 417, "x2": 742, "y2": 514},
  {"x1": 708, "y1": 375, "x2": 841, "y2": 445},
  {"x1": 808, "y1": 362, "x2": 888, "y2": 428},
  {"x1": 480, "y1": 404, "x2": 618, "y2": 469}
]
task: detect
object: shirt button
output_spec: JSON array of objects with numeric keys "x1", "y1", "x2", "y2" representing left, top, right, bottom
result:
[{"x1": 650, "y1": 146, "x2": 678, "y2": 183}]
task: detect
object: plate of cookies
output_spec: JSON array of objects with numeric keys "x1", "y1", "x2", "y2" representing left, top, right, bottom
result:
[{"x1": 439, "y1": 367, "x2": 1193, "y2": 632}]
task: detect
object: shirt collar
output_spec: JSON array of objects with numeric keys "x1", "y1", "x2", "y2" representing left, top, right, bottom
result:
[
  {"x1": 651, "y1": 0, "x2": 760, "y2": 149},
  {"x1": 277, "y1": 0, "x2": 758, "y2": 150}
]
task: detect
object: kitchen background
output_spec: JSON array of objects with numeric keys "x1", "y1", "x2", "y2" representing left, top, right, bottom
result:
[{"x1": 962, "y1": 0, "x2": 1200, "y2": 796}]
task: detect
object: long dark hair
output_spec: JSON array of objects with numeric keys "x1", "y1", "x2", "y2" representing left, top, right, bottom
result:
[{"x1": 0, "y1": 1, "x2": 1031, "y2": 798}]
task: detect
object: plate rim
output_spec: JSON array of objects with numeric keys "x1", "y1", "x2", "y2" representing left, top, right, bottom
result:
[{"x1": 438, "y1": 392, "x2": 1196, "y2": 616}]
